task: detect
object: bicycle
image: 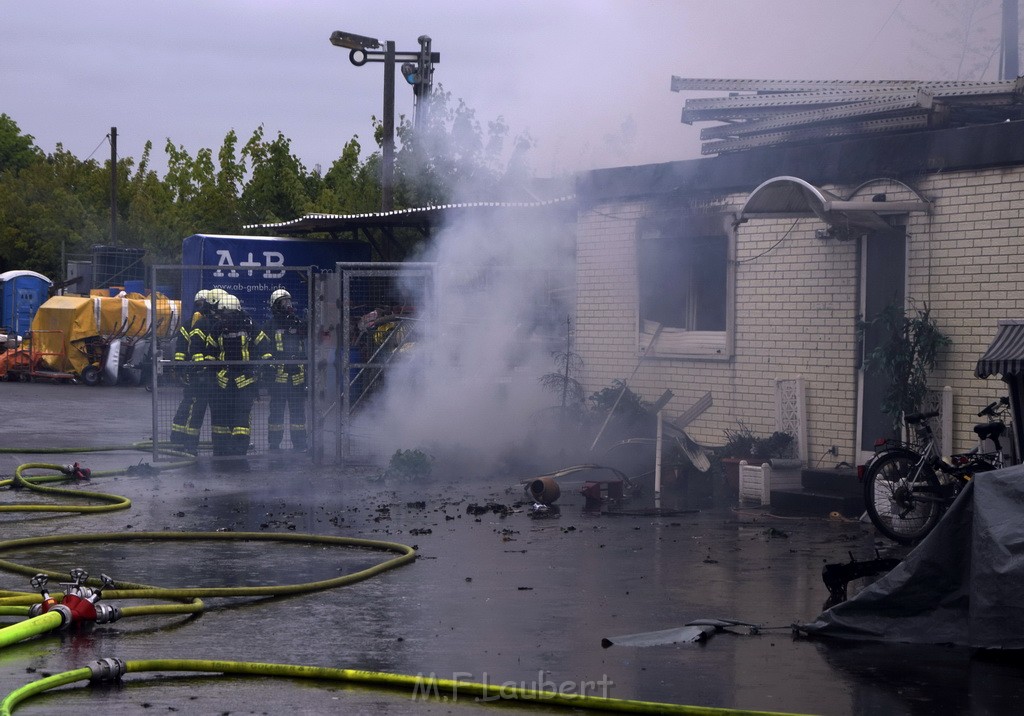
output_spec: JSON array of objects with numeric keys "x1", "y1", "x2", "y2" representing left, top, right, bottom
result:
[{"x1": 861, "y1": 397, "x2": 1011, "y2": 544}]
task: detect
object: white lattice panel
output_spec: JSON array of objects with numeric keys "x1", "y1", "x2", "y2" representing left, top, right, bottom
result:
[{"x1": 775, "y1": 376, "x2": 807, "y2": 464}]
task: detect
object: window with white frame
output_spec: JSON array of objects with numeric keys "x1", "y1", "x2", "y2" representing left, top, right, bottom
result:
[{"x1": 637, "y1": 217, "x2": 730, "y2": 357}]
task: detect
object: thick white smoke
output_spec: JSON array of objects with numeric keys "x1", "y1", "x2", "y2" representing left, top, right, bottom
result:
[{"x1": 350, "y1": 204, "x2": 575, "y2": 477}]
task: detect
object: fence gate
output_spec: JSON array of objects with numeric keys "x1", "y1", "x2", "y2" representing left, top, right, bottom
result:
[
  {"x1": 314, "y1": 262, "x2": 434, "y2": 464},
  {"x1": 150, "y1": 265, "x2": 314, "y2": 461}
]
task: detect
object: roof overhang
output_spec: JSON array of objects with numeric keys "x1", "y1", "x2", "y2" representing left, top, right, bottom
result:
[{"x1": 738, "y1": 176, "x2": 930, "y2": 234}]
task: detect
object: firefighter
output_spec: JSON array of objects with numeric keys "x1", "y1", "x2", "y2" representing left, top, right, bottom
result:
[
  {"x1": 209, "y1": 294, "x2": 270, "y2": 456},
  {"x1": 170, "y1": 289, "x2": 209, "y2": 450},
  {"x1": 177, "y1": 289, "x2": 223, "y2": 455},
  {"x1": 263, "y1": 289, "x2": 307, "y2": 451}
]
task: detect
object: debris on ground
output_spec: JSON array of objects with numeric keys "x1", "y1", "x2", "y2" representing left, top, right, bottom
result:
[
  {"x1": 601, "y1": 618, "x2": 760, "y2": 648},
  {"x1": 527, "y1": 503, "x2": 560, "y2": 519},
  {"x1": 821, "y1": 551, "x2": 901, "y2": 608},
  {"x1": 466, "y1": 502, "x2": 514, "y2": 517}
]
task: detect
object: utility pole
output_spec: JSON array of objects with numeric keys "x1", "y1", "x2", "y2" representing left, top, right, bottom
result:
[
  {"x1": 329, "y1": 31, "x2": 440, "y2": 212},
  {"x1": 382, "y1": 41, "x2": 395, "y2": 212},
  {"x1": 1003, "y1": 0, "x2": 1020, "y2": 80},
  {"x1": 109, "y1": 126, "x2": 118, "y2": 246}
]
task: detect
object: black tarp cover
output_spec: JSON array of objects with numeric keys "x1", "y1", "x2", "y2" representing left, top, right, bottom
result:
[{"x1": 798, "y1": 466, "x2": 1024, "y2": 648}]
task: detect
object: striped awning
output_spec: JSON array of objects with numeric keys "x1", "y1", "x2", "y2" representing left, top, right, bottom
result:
[{"x1": 976, "y1": 321, "x2": 1024, "y2": 378}]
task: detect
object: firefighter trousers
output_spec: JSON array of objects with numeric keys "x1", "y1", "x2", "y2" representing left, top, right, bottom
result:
[
  {"x1": 211, "y1": 383, "x2": 255, "y2": 456},
  {"x1": 171, "y1": 373, "x2": 210, "y2": 455},
  {"x1": 267, "y1": 381, "x2": 306, "y2": 450}
]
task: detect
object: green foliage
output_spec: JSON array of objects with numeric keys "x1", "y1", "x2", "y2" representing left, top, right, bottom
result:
[
  {"x1": 393, "y1": 86, "x2": 535, "y2": 206},
  {"x1": 716, "y1": 422, "x2": 794, "y2": 462},
  {"x1": 721, "y1": 423, "x2": 795, "y2": 459},
  {"x1": 0, "y1": 93, "x2": 534, "y2": 274},
  {"x1": 859, "y1": 302, "x2": 952, "y2": 431},
  {"x1": 385, "y1": 448, "x2": 434, "y2": 480},
  {"x1": 588, "y1": 380, "x2": 649, "y2": 423},
  {"x1": 0, "y1": 114, "x2": 42, "y2": 175}
]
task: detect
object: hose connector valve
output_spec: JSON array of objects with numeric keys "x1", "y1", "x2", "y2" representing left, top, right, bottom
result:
[
  {"x1": 88, "y1": 657, "x2": 126, "y2": 682},
  {"x1": 93, "y1": 603, "x2": 122, "y2": 624},
  {"x1": 29, "y1": 574, "x2": 56, "y2": 616},
  {"x1": 62, "y1": 462, "x2": 91, "y2": 480}
]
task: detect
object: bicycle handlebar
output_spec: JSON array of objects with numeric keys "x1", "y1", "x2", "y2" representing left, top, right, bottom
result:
[{"x1": 978, "y1": 396, "x2": 1010, "y2": 417}]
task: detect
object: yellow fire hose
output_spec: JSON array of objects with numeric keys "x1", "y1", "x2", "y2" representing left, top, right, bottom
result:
[
  {"x1": 0, "y1": 448, "x2": 807, "y2": 715},
  {"x1": 0, "y1": 531, "x2": 416, "y2": 651},
  {"x1": 0, "y1": 658, "x2": 812, "y2": 716},
  {"x1": 0, "y1": 441, "x2": 194, "y2": 515}
]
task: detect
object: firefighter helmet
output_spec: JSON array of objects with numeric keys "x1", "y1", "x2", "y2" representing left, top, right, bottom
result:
[
  {"x1": 270, "y1": 289, "x2": 291, "y2": 307},
  {"x1": 194, "y1": 289, "x2": 210, "y2": 303},
  {"x1": 219, "y1": 294, "x2": 241, "y2": 312},
  {"x1": 206, "y1": 288, "x2": 228, "y2": 307}
]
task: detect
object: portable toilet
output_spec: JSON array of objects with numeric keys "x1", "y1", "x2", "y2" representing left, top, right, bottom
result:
[{"x1": 0, "y1": 270, "x2": 53, "y2": 335}]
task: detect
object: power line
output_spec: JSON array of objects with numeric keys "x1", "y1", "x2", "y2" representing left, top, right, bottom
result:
[{"x1": 83, "y1": 133, "x2": 110, "y2": 162}]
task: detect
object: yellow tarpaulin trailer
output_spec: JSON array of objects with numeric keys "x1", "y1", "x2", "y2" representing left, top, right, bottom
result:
[{"x1": 29, "y1": 294, "x2": 182, "y2": 376}]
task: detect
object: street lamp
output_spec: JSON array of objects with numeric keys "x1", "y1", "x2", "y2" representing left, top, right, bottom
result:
[{"x1": 330, "y1": 30, "x2": 439, "y2": 212}]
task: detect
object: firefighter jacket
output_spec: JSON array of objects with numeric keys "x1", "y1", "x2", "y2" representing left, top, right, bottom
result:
[
  {"x1": 188, "y1": 314, "x2": 218, "y2": 368},
  {"x1": 172, "y1": 311, "x2": 202, "y2": 362},
  {"x1": 211, "y1": 311, "x2": 271, "y2": 389},
  {"x1": 262, "y1": 315, "x2": 307, "y2": 386}
]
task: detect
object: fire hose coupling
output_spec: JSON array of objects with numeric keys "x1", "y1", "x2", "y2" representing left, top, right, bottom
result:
[
  {"x1": 62, "y1": 462, "x2": 92, "y2": 480},
  {"x1": 30, "y1": 568, "x2": 119, "y2": 626},
  {"x1": 88, "y1": 657, "x2": 127, "y2": 683}
]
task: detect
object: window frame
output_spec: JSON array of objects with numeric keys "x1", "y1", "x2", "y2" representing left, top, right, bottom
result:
[{"x1": 635, "y1": 213, "x2": 734, "y2": 360}]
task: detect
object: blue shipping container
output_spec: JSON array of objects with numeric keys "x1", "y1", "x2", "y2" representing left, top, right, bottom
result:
[
  {"x1": 0, "y1": 270, "x2": 53, "y2": 335},
  {"x1": 180, "y1": 234, "x2": 371, "y2": 322}
]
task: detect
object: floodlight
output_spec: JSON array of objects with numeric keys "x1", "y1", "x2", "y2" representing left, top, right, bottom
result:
[{"x1": 329, "y1": 31, "x2": 381, "y2": 51}]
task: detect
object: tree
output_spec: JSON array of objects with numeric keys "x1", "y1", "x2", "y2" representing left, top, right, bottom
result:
[
  {"x1": 391, "y1": 86, "x2": 535, "y2": 207},
  {"x1": 0, "y1": 93, "x2": 537, "y2": 274},
  {"x1": 240, "y1": 125, "x2": 313, "y2": 224},
  {"x1": 0, "y1": 114, "x2": 41, "y2": 176}
]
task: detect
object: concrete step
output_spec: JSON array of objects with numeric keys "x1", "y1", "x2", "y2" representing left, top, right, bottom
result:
[
  {"x1": 770, "y1": 488, "x2": 864, "y2": 518},
  {"x1": 801, "y1": 468, "x2": 862, "y2": 497}
]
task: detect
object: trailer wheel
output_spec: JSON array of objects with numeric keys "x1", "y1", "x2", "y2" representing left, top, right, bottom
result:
[{"x1": 81, "y1": 365, "x2": 101, "y2": 386}]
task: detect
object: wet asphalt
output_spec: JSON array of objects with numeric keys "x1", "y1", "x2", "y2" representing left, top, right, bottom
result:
[{"x1": 1, "y1": 381, "x2": 1023, "y2": 715}]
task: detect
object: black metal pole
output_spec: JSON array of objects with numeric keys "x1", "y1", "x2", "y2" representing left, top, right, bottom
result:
[
  {"x1": 1003, "y1": 0, "x2": 1020, "y2": 80},
  {"x1": 110, "y1": 126, "x2": 118, "y2": 246},
  {"x1": 415, "y1": 35, "x2": 433, "y2": 132},
  {"x1": 382, "y1": 41, "x2": 395, "y2": 212}
]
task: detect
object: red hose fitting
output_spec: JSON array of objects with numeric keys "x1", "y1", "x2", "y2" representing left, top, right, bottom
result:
[{"x1": 59, "y1": 593, "x2": 98, "y2": 625}]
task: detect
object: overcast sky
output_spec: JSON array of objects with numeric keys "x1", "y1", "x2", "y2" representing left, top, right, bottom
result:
[{"x1": 0, "y1": 1, "x2": 1012, "y2": 179}]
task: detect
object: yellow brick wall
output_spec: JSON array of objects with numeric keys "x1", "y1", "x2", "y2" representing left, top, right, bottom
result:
[{"x1": 576, "y1": 166, "x2": 1024, "y2": 464}]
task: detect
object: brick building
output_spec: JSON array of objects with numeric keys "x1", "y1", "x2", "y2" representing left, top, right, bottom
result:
[{"x1": 573, "y1": 88, "x2": 1024, "y2": 469}]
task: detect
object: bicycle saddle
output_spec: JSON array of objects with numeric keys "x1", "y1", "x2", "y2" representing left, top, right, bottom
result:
[{"x1": 975, "y1": 421, "x2": 1006, "y2": 442}]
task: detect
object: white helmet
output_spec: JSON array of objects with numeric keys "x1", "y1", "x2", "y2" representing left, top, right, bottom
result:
[
  {"x1": 194, "y1": 289, "x2": 210, "y2": 303},
  {"x1": 270, "y1": 288, "x2": 291, "y2": 307},
  {"x1": 219, "y1": 294, "x2": 241, "y2": 312},
  {"x1": 206, "y1": 288, "x2": 229, "y2": 307}
]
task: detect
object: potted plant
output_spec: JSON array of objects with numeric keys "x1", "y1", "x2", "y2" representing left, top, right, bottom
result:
[{"x1": 719, "y1": 424, "x2": 795, "y2": 494}]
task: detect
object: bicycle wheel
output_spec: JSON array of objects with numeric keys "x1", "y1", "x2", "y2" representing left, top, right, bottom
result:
[{"x1": 863, "y1": 450, "x2": 944, "y2": 544}]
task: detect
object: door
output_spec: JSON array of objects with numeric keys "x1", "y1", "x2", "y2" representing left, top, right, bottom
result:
[{"x1": 857, "y1": 227, "x2": 906, "y2": 463}]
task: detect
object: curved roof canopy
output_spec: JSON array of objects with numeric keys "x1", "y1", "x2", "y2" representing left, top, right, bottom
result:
[{"x1": 739, "y1": 176, "x2": 930, "y2": 234}]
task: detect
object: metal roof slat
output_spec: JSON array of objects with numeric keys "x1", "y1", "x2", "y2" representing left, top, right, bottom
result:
[
  {"x1": 701, "y1": 113, "x2": 931, "y2": 155},
  {"x1": 671, "y1": 77, "x2": 922, "y2": 93},
  {"x1": 684, "y1": 88, "x2": 925, "y2": 111},
  {"x1": 699, "y1": 94, "x2": 933, "y2": 140}
]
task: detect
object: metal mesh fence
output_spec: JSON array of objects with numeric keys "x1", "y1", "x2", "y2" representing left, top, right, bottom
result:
[
  {"x1": 337, "y1": 262, "x2": 434, "y2": 463},
  {"x1": 150, "y1": 265, "x2": 313, "y2": 459}
]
